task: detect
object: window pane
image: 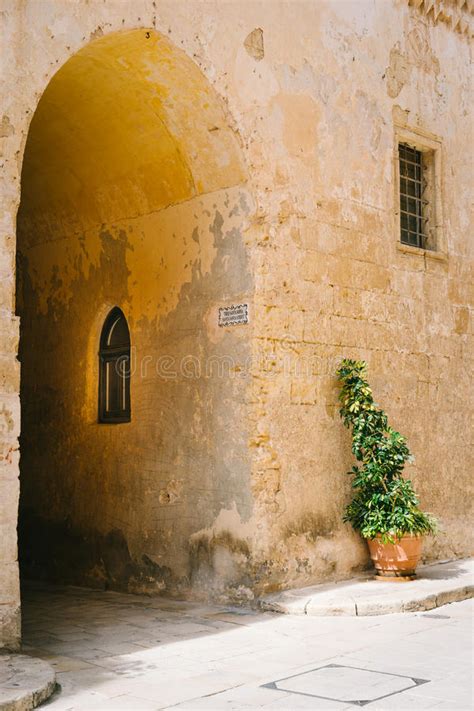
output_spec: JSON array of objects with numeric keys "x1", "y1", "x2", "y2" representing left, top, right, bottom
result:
[
  {"x1": 408, "y1": 214, "x2": 418, "y2": 233},
  {"x1": 406, "y1": 179, "x2": 418, "y2": 198},
  {"x1": 109, "y1": 357, "x2": 121, "y2": 413},
  {"x1": 99, "y1": 307, "x2": 131, "y2": 422},
  {"x1": 406, "y1": 198, "x2": 414, "y2": 215},
  {"x1": 400, "y1": 193, "x2": 406, "y2": 215},
  {"x1": 107, "y1": 315, "x2": 130, "y2": 348},
  {"x1": 105, "y1": 361, "x2": 110, "y2": 412},
  {"x1": 405, "y1": 160, "x2": 416, "y2": 180}
]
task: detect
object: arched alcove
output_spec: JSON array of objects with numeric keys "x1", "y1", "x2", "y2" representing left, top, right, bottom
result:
[{"x1": 17, "y1": 28, "x2": 254, "y2": 596}]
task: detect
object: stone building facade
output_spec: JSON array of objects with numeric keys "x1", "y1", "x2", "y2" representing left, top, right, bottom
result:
[{"x1": 1, "y1": 0, "x2": 472, "y2": 649}]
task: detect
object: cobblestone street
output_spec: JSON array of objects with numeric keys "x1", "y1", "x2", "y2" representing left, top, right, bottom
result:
[{"x1": 21, "y1": 585, "x2": 473, "y2": 710}]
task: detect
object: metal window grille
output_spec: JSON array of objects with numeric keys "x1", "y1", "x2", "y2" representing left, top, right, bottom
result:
[{"x1": 399, "y1": 143, "x2": 427, "y2": 248}]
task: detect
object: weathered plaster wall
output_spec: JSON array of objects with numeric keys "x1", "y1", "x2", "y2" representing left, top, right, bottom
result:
[
  {"x1": 0, "y1": 0, "x2": 472, "y2": 647},
  {"x1": 243, "y1": 0, "x2": 474, "y2": 591}
]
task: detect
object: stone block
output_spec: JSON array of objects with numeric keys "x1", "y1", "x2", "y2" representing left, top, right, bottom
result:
[
  {"x1": 0, "y1": 356, "x2": 20, "y2": 394},
  {"x1": 0, "y1": 522, "x2": 18, "y2": 565},
  {"x1": 0, "y1": 508, "x2": 19, "y2": 533},
  {"x1": 0, "y1": 280, "x2": 15, "y2": 312},
  {"x1": 332, "y1": 286, "x2": 364, "y2": 319},
  {"x1": 453, "y1": 306, "x2": 470, "y2": 335},
  {"x1": 0, "y1": 394, "x2": 20, "y2": 440},
  {"x1": 301, "y1": 250, "x2": 328, "y2": 283},
  {"x1": 0, "y1": 562, "x2": 20, "y2": 606},
  {"x1": 290, "y1": 378, "x2": 318, "y2": 405},
  {"x1": 302, "y1": 313, "x2": 331, "y2": 344},
  {"x1": 328, "y1": 315, "x2": 369, "y2": 349},
  {"x1": 0, "y1": 317, "x2": 19, "y2": 355},
  {"x1": 0, "y1": 604, "x2": 20, "y2": 650}
]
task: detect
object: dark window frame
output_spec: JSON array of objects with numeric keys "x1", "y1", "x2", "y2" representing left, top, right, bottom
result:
[{"x1": 98, "y1": 307, "x2": 131, "y2": 424}]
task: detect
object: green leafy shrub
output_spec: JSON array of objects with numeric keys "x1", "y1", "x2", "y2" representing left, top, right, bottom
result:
[{"x1": 337, "y1": 359, "x2": 437, "y2": 542}]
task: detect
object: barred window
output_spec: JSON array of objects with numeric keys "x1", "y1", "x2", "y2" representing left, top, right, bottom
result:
[
  {"x1": 99, "y1": 307, "x2": 131, "y2": 423},
  {"x1": 399, "y1": 143, "x2": 427, "y2": 248}
]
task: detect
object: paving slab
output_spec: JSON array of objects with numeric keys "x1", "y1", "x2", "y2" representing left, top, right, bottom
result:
[
  {"x1": 0, "y1": 654, "x2": 56, "y2": 710},
  {"x1": 258, "y1": 558, "x2": 474, "y2": 616}
]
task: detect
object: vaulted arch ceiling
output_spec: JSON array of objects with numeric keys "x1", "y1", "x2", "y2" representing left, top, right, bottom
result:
[{"x1": 19, "y1": 28, "x2": 246, "y2": 246}]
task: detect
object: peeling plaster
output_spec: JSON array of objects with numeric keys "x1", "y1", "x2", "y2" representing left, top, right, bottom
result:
[{"x1": 244, "y1": 28, "x2": 264, "y2": 61}]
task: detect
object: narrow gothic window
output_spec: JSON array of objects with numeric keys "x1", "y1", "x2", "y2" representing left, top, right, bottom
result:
[{"x1": 99, "y1": 307, "x2": 131, "y2": 423}]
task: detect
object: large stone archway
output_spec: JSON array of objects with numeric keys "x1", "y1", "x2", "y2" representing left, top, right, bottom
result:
[{"x1": 16, "y1": 27, "x2": 255, "y2": 601}]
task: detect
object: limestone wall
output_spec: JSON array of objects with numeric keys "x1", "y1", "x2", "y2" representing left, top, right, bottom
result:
[
  {"x1": 0, "y1": 0, "x2": 472, "y2": 647},
  {"x1": 244, "y1": 1, "x2": 473, "y2": 591}
]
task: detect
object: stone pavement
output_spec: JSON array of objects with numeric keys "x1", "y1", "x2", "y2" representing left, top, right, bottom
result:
[
  {"x1": 259, "y1": 559, "x2": 474, "y2": 616},
  {"x1": 20, "y1": 584, "x2": 473, "y2": 710}
]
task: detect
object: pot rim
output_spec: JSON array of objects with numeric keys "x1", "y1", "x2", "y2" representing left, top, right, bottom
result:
[{"x1": 368, "y1": 533, "x2": 425, "y2": 541}]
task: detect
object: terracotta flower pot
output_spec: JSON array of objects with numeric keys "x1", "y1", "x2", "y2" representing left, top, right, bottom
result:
[{"x1": 367, "y1": 534, "x2": 423, "y2": 581}]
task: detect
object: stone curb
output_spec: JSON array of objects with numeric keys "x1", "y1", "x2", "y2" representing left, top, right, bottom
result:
[
  {"x1": 0, "y1": 654, "x2": 56, "y2": 711},
  {"x1": 258, "y1": 559, "x2": 474, "y2": 617}
]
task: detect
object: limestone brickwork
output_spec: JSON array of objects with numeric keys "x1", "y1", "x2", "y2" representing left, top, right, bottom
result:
[{"x1": 0, "y1": 0, "x2": 472, "y2": 648}]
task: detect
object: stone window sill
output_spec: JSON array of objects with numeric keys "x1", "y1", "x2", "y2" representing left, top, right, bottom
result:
[{"x1": 397, "y1": 242, "x2": 448, "y2": 262}]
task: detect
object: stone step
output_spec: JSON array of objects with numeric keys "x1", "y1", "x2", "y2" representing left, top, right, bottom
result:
[
  {"x1": 0, "y1": 654, "x2": 55, "y2": 711},
  {"x1": 258, "y1": 558, "x2": 474, "y2": 616}
]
